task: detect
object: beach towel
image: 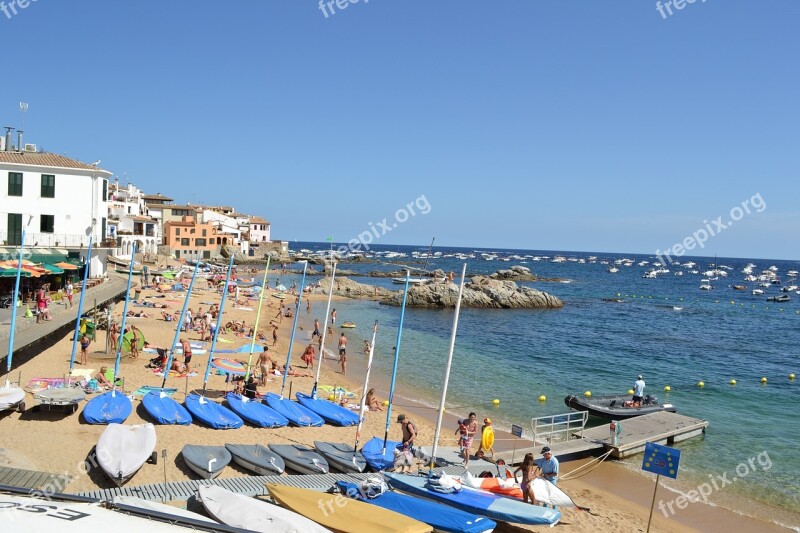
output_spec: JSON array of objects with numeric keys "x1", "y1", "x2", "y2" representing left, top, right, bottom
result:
[
  {"x1": 133, "y1": 386, "x2": 178, "y2": 397},
  {"x1": 70, "y1": 368, "x2": 95, "y2": 380},
  {"x1": 152, "y1": 369, "x2": 198, "y2": 378}
]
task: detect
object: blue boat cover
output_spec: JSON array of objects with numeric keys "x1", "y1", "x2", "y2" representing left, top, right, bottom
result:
[
  {"x1": 296, "y1": 392, "x2": 359, "y2": 426},
  {"x1": 383, "y1": 473, "x2": 561, "y2": 526},
  {"x1": 83, "y1": 391, "x2": 132, "y2": 425},
  {"x1": 336, "y1": 481, "x2": 496, "y2": 533},
  {"x1": 265, "y1": 392, "x2": 324, "y2": 427},
  {"x1": 184, "y1": 393, "x2": 243, "y2": 429},
  {"x1": 361, "y1": 436, "x2": 401, "y2": 471},
  {"x1": 143, "y1": 391, "x2": 192, "y2": 425},
  {"x1": 225, "y1": 393, "x2": 289, "y2": 428}
]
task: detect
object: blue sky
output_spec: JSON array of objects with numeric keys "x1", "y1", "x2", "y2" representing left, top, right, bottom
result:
[{"x1": 2, "y1": 1, "x2": 798, "y2": 259}]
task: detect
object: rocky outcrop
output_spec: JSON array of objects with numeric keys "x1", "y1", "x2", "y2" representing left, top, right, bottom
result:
[
  {"x1": 315, "y1": 276, "x2": 395, "y2": 298},
  {"x1": 382, "y1": 275, "x2": 563, "y2": 309},
  {"x1": 490, "y1": 265, "x2": 537, "y2": 281}
]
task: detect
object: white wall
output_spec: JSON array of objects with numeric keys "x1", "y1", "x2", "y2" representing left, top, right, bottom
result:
[{"x1": 1, "y1": 162, "x2": 111, "y2": 247}]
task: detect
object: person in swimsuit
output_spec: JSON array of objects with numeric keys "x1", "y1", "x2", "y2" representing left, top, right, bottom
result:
[
  {"x1": 312, "y1": 319, "x2": 321, "y2": 340},
  {"x1": 130, "y1": 325, "x2": 140, "y2": 359},
  {"x1": 180, "y1": 338, "x2": 193, "y2": 373},
  {"x1": 457, "y1": 412, "x2": 478, "y2": 467},
  {"x1": 513, "y1": 453, "x2": 538, "y2": 504},
  {"x1": 338, "y1": 333, "x2": 347, "y2": 374},
  {"x1": 108, "y1": 320, "x2": 119, "y2": 353},
  {"x1": 330, "y1": 308, "x2": 336, "y2": 324},
  {"x1": 80, "y1": 335, "x2": 90, "y2": 365}
]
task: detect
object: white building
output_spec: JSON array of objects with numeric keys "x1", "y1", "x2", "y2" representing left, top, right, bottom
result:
[
  {"x1": 0, "y1": 146, "x2": 112, "y2": 277},
  {"x1": 248, "y1": 215, "x2": 271, "y2": 243},
  {"x1": 107, "y1": 180, "x2": 160, "y2": 258}
]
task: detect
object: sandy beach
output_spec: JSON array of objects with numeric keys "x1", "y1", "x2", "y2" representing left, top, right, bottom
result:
[{"x1": 0, "y1": 272, "x2": 789, "y2": 533}]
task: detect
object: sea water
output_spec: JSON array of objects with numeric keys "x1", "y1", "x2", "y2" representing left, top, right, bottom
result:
[{"x1": 277, "y1": 243, "x2": 800, "y2": 529}]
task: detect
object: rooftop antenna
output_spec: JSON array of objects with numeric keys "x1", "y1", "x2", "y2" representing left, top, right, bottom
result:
[{"x1": 19, "y1": 102, "x2": 28, "y2": 133}]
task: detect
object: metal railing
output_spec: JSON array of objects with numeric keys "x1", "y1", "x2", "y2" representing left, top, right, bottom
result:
[
  {"x1": 0, "y1": 231, "x2": 105, "y2": 249},
  {"x1": 531, "y1": 411, "x2": 589, "y2": 445}
]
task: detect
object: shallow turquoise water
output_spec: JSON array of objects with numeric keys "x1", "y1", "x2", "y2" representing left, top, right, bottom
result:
[{"x1": 277, "y1": 244, "x2": 800, "y2": 526}]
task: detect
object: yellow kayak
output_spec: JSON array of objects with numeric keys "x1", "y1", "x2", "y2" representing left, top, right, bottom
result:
[{"x1": 266, "y1": 484, "x2": 432, "y2": 533}]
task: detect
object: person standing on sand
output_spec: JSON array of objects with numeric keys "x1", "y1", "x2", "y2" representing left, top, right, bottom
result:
[
  {"x1": 396, "y1": 414, "x2": 418, "y2": 453},
  {"x1": 108, "y1": 320, "x2": 119, "y2": 353},
  {"x1": 80, "y1": 334, "x2": 90, "y2": 365},
  {"x1": 457, "y1": 412, "x2": 478, "y2": 467},
  {"x1": 513, "y1": 453, "x2": 538, "y2": 505},
  {"x1": 180, "y1": 338, "x2": 193, "y2": 374},
  {"x1": 130, "y1": 325, "x2": 140, "y2": 359},
  {"x1": 257, "y1": 346, "x2": 273, "y2": 385},
  {"x1": 65, "y1": 281, "x2": 74, "y2": 309},
  {"x1": 306, "y1": 299, "x2": 311, "y2": 314},
  {"x1": 535, "y1": 446, "x2": 559, "y2": 485},
  {"x1": 272, "y1": 323, "x2": 279, "y2": 346},
  {"x1": 338, "y1": 333, "x2": 347, "y2": 374}
]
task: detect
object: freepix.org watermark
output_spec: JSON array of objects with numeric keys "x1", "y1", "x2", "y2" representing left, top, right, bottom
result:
[
  {"x1": 1, "y1": 0, "x2": 38, "y2": 20},
  {"x1": 319, "y1": 0, "x2": 367, "y2": 19},
  {"x1": 655, "y1": 192, "x2": 766, "y2": 266},
  {"x1": 658, "y1": 450, "x2": 772, "y2": 517},
  {"x1": 656, "y1": 0, "x2": 706, "y2": 20},
  {"x1": 335, "y1": 194, "x2": 431, "y2": 255}
]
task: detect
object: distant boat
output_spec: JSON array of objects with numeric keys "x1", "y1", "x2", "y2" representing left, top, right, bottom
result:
[
  {"x1": 767, "y1": 295, "x2": 791, "y2": 303},
  {"x1": 392, "y1": 277, "x2": 427, "y2": 284},
  {"x1": 752, "y1": 289, "x2": 765, "y2": 295},
  {"x1": 732, "y1": 285, "x2": 747, "y2": 290},
  {"x1": 565, "y1": 393, "x2": 676, "y2": 420}
]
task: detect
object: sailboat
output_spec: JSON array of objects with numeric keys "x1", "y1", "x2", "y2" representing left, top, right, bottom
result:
[
  {"x1": 295, "y1": 262, "x2": 358, "y2": 426},
  {"x1": 83, "y1": 243, "x2": 138, "y2": 424},
  {"x1": 313, "y1": 319, "x2": 379, "y2": 473},
  {"x1": 264, "y1": 261, "x2": 324, "y2": 427},
  {"x1": 362, "y1": 272, "x2": 411, "y2": 471},
  {"x1": 141, "y1": 259, "x2": 201, "y2": 426},
  {"x1": 35, "y1": 236, "x2": 96, "y2": 413},
  {"x1": 223, "y1": 256, "x2": 289, "y2": 428},
  {"x1": 0, "y1": 222, "x2": 32, "y2": 415}
]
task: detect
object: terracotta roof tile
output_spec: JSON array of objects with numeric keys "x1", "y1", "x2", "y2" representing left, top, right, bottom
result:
[{"x1": 0, "y1": 151, "x2": 111, "y2": 173}]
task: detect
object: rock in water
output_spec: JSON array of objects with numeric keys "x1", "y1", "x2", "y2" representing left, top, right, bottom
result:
[{"x1": 382, "y1": 276, "x2": 563, "y2": 309}]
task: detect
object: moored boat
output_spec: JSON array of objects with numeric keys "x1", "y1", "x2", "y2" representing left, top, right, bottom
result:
[{"x1": 564, "y1": 393, "x2": 675, "y2": 420}]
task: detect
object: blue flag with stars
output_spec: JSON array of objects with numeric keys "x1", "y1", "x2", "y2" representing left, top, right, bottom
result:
[{"x1": 642, "y1": 442, "x2": 680, "y2": 479}]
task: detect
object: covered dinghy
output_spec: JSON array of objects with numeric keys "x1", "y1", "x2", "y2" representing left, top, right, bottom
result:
[
  {"x1": 268, "y1": 444, "x2": 328, "y2": 475},
  {"x1": 184, "y1": 393, "x2": 243, "y2": 429},
  {"x1": 181, "y1": 444, "x2": 231, "y2": 479},
  {"x1": 335, "y1": 480, "x2": 495, "y2": 533},
  {"x1": 265, "y1": 392, "x2": 324, "y2": 427},
  {"x1": 225, "y1": 393, "x2": 288, "y2": 428},
  {"x1": 296, "y1": 392, "x2": 359, "y2": 426},
  {"x1": 198, "y1": 484, "x2": 331, "y2": 533},
  {"x1": 143, "y1": 390, "x2": 192, "y2": 425},
  {"x1": 361, "y1": 436, "x2": 401, "y2": 471},
  {"x1": 225, "y1": 443, "x2": 285, "y2": 475},
  {"x1": 83, "y1": 390, "x2": 132, "y2": 424},
  {"x1": 97, "y1": 423, "x2": 156, "y2": 486}
]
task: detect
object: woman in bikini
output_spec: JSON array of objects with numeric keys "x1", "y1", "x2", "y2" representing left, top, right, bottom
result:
[{"x1": 513, "y1": 453, "x2": 537, "y2": 505}]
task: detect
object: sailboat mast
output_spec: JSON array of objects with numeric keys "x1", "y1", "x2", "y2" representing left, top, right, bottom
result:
[
  {"x1": 352, "y1": 321, "x2": 379, "y2": 454},
  {"x1": 202, "y1": 254, "x2": 236, "y2": 396},
  {"x1": 67, "y1": 236, "x2": 93, "y2": 379},
  {"x1": 112, "y1": 242, "x2": 138, "y2": 388},
  {"x1": 312, "y1": 261, "x2": 337, "y2": 398},
  {"x1": 4, "y1": 221, "x2": 30, "y2": 385},
  {"x1": 429, "y1": 263, "x2": 467, "y2": 469},
  {"x1": 279, "y1": 261, "x2": 308, "y2": 397},
  {"x1": 243, "y1": 256, "x2": 272, "y2": 380},
  {"x1": 382, "y1": 270, "x2": 411, "y2": 453},
  {"x1": 161, "y1": 259, "x2": 201, "y2": 390}
]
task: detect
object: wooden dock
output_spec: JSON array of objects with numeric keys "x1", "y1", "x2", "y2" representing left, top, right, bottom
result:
[
  {"x1": 493, "y1": 411, "x2": 708, "y2": 464},
  {"x1": 0, "y1": 466, "x2": 71, "y2": 492}
]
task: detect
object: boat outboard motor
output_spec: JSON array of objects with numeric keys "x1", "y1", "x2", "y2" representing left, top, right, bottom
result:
[{"x1": 644, "y1": 394, "x2": 658, "y2": 405}]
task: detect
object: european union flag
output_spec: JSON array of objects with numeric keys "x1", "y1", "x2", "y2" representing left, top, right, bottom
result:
[{"x1": 642, "y1": 442, "x2": 680, "y2": 479}]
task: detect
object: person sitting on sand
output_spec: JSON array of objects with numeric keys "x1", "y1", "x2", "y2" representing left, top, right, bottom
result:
[
  {"x1": 243, "y1": 376, "x2": 259, "y2": 399},
  {"x1": 127, "y1": 310, "x2": 149, "y2": 318},
  {"x1": 144, "y1": 342, "x2": 168, "y2": 368},
  {"x1": 284, "y1": 365, "x2": 312, "y2": 378},
  {"x1": 365, "y1": 388, "x2": 382, "y2": 411},
  {"x1": 170, "y1": 359, "x2": 185, "y2": 373},
  {"x1": 161, "y1": 311, "x2": 173, "y2": 322},
  {"x1": 95, "y1": 366, "x2": 114, "y2": 389}
]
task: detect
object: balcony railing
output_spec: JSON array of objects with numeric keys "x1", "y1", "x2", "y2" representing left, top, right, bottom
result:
[{"x1": 0, "y1": 232, "x2": 111, "y2": 249}]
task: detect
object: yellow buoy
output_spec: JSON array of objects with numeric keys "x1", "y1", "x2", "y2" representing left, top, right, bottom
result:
[
  {"x1": 492, "y1": 399, "x2": 500, "y2": 405},
  {"x1": 664, "y1": 386, "x2": 671, "y2": 392},
  {"x1": 584, "y1": 391, "x2": 592, "y2": 398},
  {"x1": 538, "y1": 395, "x2": 547, "y2": 402},
  {"x1": 697, "y1": 381, "x2": 704, "y2": 388},
  {"x1": 761, "y1": 377, "x2": 768, "y2": 384},
  {"x1": 382, "y1": 400, "x2": 389, "y2": 406},
  {"x1": 790, "y1": 374, "x2": 796, "y2": 380},
  {"x1": 729, "y1": 379, "x2": 737, "y2": 385},
  {"x1": 328, "y1": 395, "x2": 335, "y2": 401},
  {"x1": 627, "y1": 389, "x2": 634, "y2": 395}
]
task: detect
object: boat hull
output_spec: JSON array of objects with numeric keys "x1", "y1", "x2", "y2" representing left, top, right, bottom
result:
[{"x1": 564, "y1": 394, "x2": 675, "y2": 420}]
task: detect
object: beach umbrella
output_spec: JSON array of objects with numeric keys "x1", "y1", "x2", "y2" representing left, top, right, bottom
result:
[{"x1": 210, "y1": 358, "x2": 247, "y2": 375}]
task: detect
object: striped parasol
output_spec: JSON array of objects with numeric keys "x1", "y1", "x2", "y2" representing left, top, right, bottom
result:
[{"x1": 210, "y1": 358, "x2": 247, "y2": 375}]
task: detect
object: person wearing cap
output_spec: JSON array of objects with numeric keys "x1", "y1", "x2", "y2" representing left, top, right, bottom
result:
[
  {"x1": 535, "y1": 447, "x2": 559, "y2": 485},
  {"x1": 396, "y1": 414, "x2": 418, "y2": 452},
  {"x1": 633, "y1": 375, "x2": 646, "y2": 406},
  {"x1": 476, "y1": 418, "x2": 495, "y2": 459}
]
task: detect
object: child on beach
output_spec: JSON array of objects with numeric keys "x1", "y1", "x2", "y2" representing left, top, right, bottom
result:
[
  {"x1": 476, "y1": 418, "x2": 495, "y2": 459},
  {"x1": 513, "y1": 453, "x2": 538, "y2": 505}
]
